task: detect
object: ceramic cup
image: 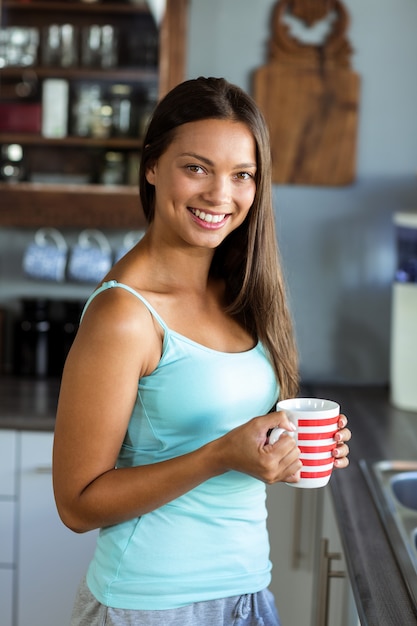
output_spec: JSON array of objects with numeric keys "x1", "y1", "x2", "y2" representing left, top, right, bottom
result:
[
  {"x1": 275, "y1": 397, "x2": 340, "y2": 489},
  {"x1": 114, "y1": 230, "x2": 145, "y2": 263},
  {"x1": 22, "y1": 227, "x2": 68, "y2": 282},
  {"x1": 67, "y1": 229, "x2": 112, "y2": 284}
]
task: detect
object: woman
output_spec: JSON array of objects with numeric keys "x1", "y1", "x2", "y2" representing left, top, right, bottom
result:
[{"x1": 53, "y1": 77, "x2": 351, "y2": 626}]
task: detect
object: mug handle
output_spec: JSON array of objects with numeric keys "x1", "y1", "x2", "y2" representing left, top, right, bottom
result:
[
  {"x1": 268, "y1": 427, "x2": 295, "y2": 445},
  {"x1": 78, "y1": 229, "x2": 112, "y2": 253},
  {"x1": 122, "y1": 229, "x2": 145, "y2": 250},
  {"x1": 35, "y1": 227, "x2": 68, "y2": 252}
]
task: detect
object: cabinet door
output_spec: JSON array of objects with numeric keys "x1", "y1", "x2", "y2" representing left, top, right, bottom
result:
[
  {"x1": 268, "y1": 484, "x2": 360, "y2": 626},
  {"x1": 315, "y1": 487, "x2": 360, "y2": 626},
  {"x1": 0, "y1": 430, "x2": 17, "y2": 626},
  {"x1": 0, "y1": 501, "x2": 15, "y2": 564},
  {"x1": 0, "y1": 430, "x2": 17, "y2": 495},
  {"x1": 17, "y1": 432, "x2": 98, "y2": 626},
  {"x1": 267, "y1": 484, "x2": 320, "y2": 625},
  {"x1": 0, "y1": 569, "x2": 13, "y2": 626},
  {"x1": 0, "y1": 430, "x2": 17, "y2": 564}
]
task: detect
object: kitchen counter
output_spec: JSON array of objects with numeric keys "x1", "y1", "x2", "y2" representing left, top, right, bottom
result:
[
  {"x1": 314, "y1": 384, "x2": 417, "y2": 626},
  {"x1": 0, "y1": 376, "x2": 60, "y2": 431},
  {"x1": 1, "y1": 377, "x2": 417, "y2": 624}
]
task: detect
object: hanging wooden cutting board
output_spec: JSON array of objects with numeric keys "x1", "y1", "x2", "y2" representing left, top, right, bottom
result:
[{"x1": 253, "y1": 0, "x2": 360, "y2": 186}]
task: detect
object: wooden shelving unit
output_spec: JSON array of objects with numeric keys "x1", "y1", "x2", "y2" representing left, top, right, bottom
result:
[
  {"x1": 0, "y1": 181, "x2": 144, "y2": 228},
  {"x1": 0, "y1": 0, "x2": 188, "y2": 228}
]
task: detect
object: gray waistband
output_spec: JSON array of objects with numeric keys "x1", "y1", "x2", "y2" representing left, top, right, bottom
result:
[{"x1": 70, "y1": 576, "x2": 281, "y2": 626}]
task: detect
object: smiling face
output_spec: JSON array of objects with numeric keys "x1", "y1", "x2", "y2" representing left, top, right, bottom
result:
[{"x1": 145, "y1": 118, "x2": 257, "y2": 251}]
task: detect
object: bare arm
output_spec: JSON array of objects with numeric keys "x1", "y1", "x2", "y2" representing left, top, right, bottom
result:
[{"x1": 53, "y1": 290, "x2": 301, "y2": 533}]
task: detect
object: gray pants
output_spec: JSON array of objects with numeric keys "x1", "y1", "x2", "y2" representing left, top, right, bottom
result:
[{"x1": 70, "y1": 577, "x2": 281, "y2": 626}]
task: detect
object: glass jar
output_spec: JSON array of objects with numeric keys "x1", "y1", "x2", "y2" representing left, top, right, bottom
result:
[
  {"x1": 138, "y1": 85, "x2": 158, "y2": 139},
  {"x1": 91, "y1": 102, "x2": 113, "y2": 139},
  {"x1": 110, "y1": 84, "x2": 133, "y2": 136},
  {"x1": 100, "y1": 151, "x2": 125, "y2": 185},
  {"x1": 0, "y1": 143, "x2": 25, "y2": 182},
  {"x1": 72, "y1": 83, "x2": 94, "y2": 136},
  {"x1": 73, "y1": 83, "x2": 109, "y2": 137}
]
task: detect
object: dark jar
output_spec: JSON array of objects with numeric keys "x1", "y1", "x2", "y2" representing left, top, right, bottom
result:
[
  {"x1": 56, "y1": 300, "x2": 84, "y2": 373},
  {"x1": 13, "y1": 299, "x2": 55, "y2": 378}
]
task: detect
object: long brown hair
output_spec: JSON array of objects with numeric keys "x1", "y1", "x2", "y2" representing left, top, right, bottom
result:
[{"x1": 139, "y1": 77, "x2": 299, "y2": 399}]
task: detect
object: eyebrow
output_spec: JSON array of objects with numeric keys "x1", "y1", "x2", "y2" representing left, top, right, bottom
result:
[{"x1": 179, "y1": 152, "x2": 257, "y2": 170}]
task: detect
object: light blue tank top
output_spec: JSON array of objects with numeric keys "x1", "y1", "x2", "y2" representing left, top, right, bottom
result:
[{"x1": 84, "y1": 280, "x2": 280, "y2": 610}]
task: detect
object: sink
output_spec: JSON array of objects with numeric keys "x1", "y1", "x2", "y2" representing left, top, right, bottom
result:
[
  {"x1": 360, "y1": 460, "x2": 417, "y2": 609},
  {"x1": 391, "y1": 472, "x2": 417, "y2": 511}
]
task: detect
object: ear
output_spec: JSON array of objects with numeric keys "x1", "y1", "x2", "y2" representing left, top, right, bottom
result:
[{"x1": 145, "y1": 161, "x2": 157, "y2": 185}]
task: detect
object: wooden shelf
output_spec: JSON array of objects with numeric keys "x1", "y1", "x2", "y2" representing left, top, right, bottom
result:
[
  {"x1": 0, "y1": 279, "x2": 93, "y2": 301},
  {"x1": 0, "y1": 66, "x2": 158, "y2": 83},
  {"x1": 2, "y1": 1, "x2": 150, "y2": 16},
  {"x1": 0, "y1": 182, "x2": 146, "y2": 228},
  {"x1": 0, "y1": 133, "x2": 142, "y2": 149}
]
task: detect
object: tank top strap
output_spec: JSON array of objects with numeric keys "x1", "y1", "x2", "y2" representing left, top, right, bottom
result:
[{"x1": 80, "y1": 280, "x2": 169, "y2": 331}]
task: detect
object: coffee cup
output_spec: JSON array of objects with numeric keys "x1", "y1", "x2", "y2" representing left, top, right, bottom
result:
[
  {"x1": 276, "y1": 397, "x2": 340, "y2": 488},
  {"x1": 114, "y1": 230, "x2": 145, "y2": 263},
  {"x1": 67, "y1": 229, "x2": 112, "y2": 284},
  {"x1": 22, "y1": 227, "x2": 68, "y2": 282}
]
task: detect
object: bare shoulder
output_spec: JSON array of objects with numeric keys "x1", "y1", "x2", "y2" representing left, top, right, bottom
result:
[{"x1": 71, "y1": 282, "x2": 163, "y2": 378}]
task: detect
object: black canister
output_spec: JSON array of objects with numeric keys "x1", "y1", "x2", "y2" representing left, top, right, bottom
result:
[
  {"x1": 13, "y1": 299, "x2": 84, "y2": 378},
  {"x1": 58, "y1": 300, "x2": 84, "y2": 371},
  {"x1": 13, "y1": 299, "x2": 54, "y2": 377}
]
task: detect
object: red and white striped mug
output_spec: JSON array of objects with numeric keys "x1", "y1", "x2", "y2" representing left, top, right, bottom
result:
[{"x1": 275, "y1": 397, "x2": 340, "y2": 488}]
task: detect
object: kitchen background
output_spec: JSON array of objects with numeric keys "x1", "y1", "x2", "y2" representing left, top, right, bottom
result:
[
  {"x1": 1, "y1": 0, "x2": 417, "y2": 386},
  {"x1": 1, "y1": 4, "x2": 416, "y2": 626},
  {"x1": 186, "y1": 0, "x2": 417, "y2": 385}
]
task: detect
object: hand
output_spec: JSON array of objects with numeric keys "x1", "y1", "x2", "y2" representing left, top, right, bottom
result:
[
  {"x1": 213, "y1": 411, "x2": 302, "y2": 485},
  {"x1": 332, "y1": 414, "x2": 351, "y2": 469}
]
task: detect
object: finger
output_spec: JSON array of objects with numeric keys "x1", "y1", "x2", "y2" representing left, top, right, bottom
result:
[
  {"x1": 333, "y1": 443, "x2": 349, "y2": 459},
  {"x1": 335, "y1": 428, "x2": 352, "y2": 444},
  {"x1": 275, "y1": 412, "x2": 297, "y2": 433},
  {"x1": 267, "y1": 427, "x2": 296, "y2": 445},
  {"x1": 338, "y1": 414, "x2": 348, "y2": 429},
  {"x1": 334, "y1": 456, "x2": 349, "y2": 469},
  {"x1": 282, "y1": 446, "x2": 302, "y2": 472},
  {"x1": 284, "y1": 467, "x2": 302, "y2": 483}
]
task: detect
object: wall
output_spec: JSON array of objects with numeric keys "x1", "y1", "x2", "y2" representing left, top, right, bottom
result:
[{"x1": 186, "y1": 0, "x2": 417, "y2": 384}]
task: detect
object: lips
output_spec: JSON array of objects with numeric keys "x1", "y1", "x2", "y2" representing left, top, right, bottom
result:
[{"x1": 189, "y1": 208, "x2": 227, "y2": 224}]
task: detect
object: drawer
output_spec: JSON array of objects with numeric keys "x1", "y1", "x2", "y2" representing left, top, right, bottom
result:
[
  {"x1": 0, "y1": 431, "x2": 17, "y2": 496},
  {"x1": 0, "y1": 500, "x2": 15, "y2": 564},
  {"x1": 0, "y1": 569, "x2": 13, "y2": 626}
]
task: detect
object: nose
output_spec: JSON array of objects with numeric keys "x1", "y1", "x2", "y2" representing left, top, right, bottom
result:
[{"x1": 201, "y1": 175, "x2": 231, "y2": 206}]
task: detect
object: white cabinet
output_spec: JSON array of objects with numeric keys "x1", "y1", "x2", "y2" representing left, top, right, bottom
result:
[
  {"x1": 0, "y1": 430, "x2": 17, "y2": 496},
  {"x1": 267, "y1": 483, "x2": 360, "y2": 626},
  {"x1": 312, "y1": 488, "x2": 360, "y2": 626},
  {"x1": 267, "y1": 483, "x2": 316, "y2": 625},
  {"x1": 17, "y1": 431, "x2": 98, "y2": 626},
  {"x1": 0, "y1": 429, "x2": 97, "y2": 626},
  {"x1": 0, "y1": 569, "x2": 14, "y2": 626},
  {"x1": 0, "y1": 430, "x2": 18, "y2": 626}
]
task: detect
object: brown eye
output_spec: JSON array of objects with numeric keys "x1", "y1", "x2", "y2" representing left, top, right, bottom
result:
[
  {"x1": 187, "y1": 165, "x2": 205, "y2": 174},
  {"x1": 236, "y1": 171, "x2": 254, "y2": 181}
]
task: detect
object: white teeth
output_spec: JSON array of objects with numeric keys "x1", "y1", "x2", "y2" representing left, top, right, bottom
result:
[{"x1": 192, "y1": 209, "x2": 226, "y2": 224}]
